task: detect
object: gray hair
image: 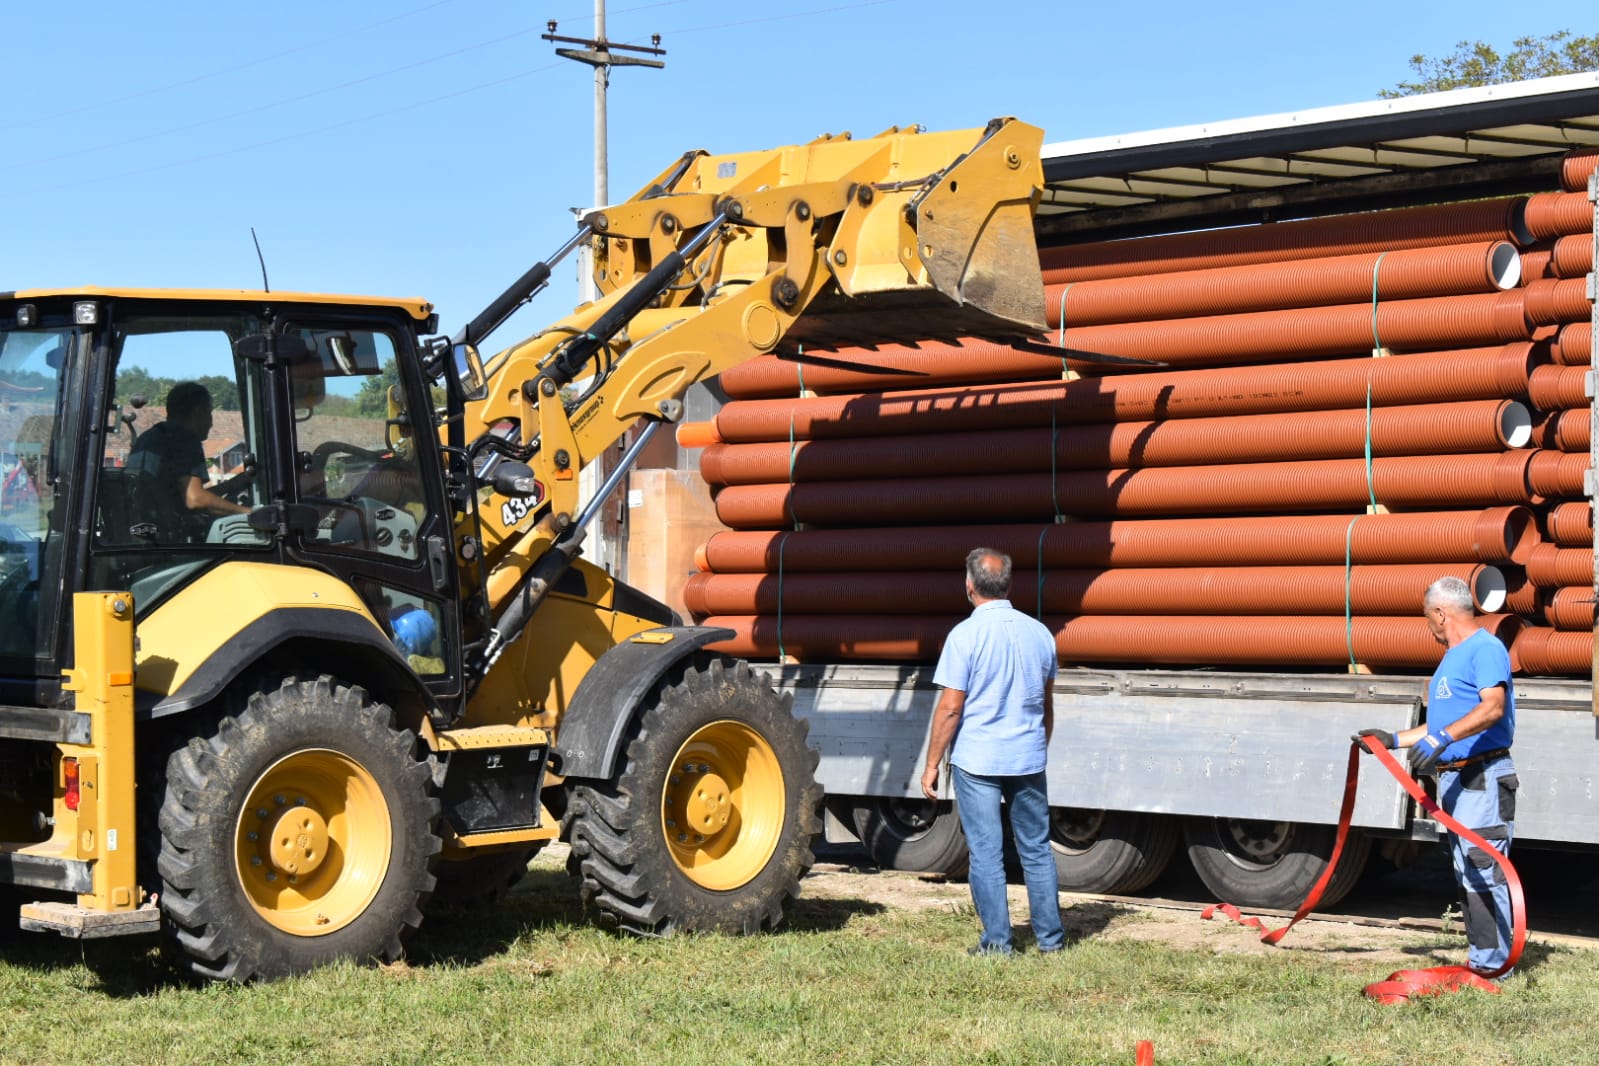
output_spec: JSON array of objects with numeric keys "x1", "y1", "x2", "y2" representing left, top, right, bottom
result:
[
  {"x1": 966, "y1": 548, "x2": 1012, "y2": 600},
  {"x1": 1424, "y1": 575, "x2": 1475, "y2": 615}
]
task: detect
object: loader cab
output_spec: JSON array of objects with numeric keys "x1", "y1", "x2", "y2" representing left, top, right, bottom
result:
[{"x1": 0, "y1": 290, "x2": 462, "y2": 709}]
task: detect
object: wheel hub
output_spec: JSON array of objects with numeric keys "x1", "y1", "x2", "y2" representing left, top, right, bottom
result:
[
  {"x1": 676, "y1": 767, "x2": 733, "y2": 841},
  {"x1": 1224, "y1": 819, "x2": 1292, "y2": 863},
  {"x1": 264, "y1": 804, "x2": 330, "y2": 878}
]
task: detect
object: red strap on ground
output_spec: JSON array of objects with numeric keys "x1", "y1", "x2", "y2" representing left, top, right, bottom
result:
[
  {"x1": 1202, "y1": 735, "x2": 1525, "y2": 1003},
  {"x1": 1135, "y1": 1039, "x2": 1154, "y2": 1065}
]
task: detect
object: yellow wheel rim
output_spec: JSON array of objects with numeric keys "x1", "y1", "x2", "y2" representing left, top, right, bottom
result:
[
  {"x1": 660, "y1": 720, "x2": 785, "y2": 891},
  {"x1": 233, "y1": 749, "x2": 392, "y2": 936}
]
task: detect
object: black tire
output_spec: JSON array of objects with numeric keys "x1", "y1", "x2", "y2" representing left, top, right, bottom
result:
[
  {"x1": 1049, "y1": 808, "x2": 1178, "y2": 895},
  {"x1": 564, "y1": 658, "x2": 821, "y2": 935},
  {"x1": 849, "y1": 796, "x2": 970, "y2": 878},
  {"x1": 428, "y1": 845, "x2": 542, "y2": 910},
  {"x1": 156, "y1": 676, "x2": 441, "y2": 981},
  {"x1": 1183, "y1": 816, "x2": 1371, "y2": 910}
]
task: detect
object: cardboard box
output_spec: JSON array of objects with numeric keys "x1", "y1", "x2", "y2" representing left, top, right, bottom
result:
[{"x1": 624, "y1": 468, "x2": 727, "y2": 624}]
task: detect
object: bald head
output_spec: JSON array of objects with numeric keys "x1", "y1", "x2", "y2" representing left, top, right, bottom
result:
[{"x1": 965, "y1": 548, "x2": 1012, "y2": 601}]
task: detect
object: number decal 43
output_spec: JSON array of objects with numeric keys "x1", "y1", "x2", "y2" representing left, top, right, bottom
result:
[{"x1": 499, "y1": 481, "x2": 546, "y2": 529}]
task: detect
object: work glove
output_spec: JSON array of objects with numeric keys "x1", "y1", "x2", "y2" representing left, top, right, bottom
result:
[
  {"x1": 1352, "y1": 728, "x2": 1396, "y2": 751},
  {"x1": 1408, "y1": 728, "x2": 1455, "y2": 775}
]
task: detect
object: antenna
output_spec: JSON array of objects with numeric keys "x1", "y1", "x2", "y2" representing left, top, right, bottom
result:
[{"x1": 250, "y1": 227, "x2": 270, "y2": 292}]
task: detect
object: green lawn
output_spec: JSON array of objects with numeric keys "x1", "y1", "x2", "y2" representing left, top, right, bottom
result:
[{"x1": 0, "y1": 856, "x2": 1593, "y2": 1066}]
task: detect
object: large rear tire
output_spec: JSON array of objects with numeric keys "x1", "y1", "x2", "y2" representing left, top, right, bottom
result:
[
  {"x1": 157, "y1": 676, "x2": 441, "y2": 981},
  {"x1": 1183, "y1": 816, "x2": 1370, "y2": 910},
  {"x1": 1050, "y1": 808, "x2": 1178, "y2": 894},
  {"x1": 849, "y1": 796, "x2": 970, "y2": 878},
  {"x1": 564, "y1": 659, "x2": 821, "y2": 935}
]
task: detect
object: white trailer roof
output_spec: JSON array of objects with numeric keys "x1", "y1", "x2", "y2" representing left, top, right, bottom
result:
[{"x1": 1038, "y1": 72, "x2": 1599, "y2": 244}]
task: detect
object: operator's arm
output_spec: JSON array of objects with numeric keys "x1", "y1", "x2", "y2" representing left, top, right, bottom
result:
[
  {"x1": 1395, "y1": 684, "x2": 1506, "y2": 748},
  {"x1": 920, "y1": 687, "x2": 966, "y2": 800},
  {"x1": 181, "y1": 474, "x2": 250, "y2": 517},
  {"x1": 1043, "y1": 684, "x2": 1054, "y2": 747}
]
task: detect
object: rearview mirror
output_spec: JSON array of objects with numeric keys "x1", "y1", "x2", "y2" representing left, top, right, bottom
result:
[{"x1": 452, "y1": 342, "x2": 488, "y2": 402}]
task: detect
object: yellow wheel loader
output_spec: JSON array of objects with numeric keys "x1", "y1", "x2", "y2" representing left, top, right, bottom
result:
[{"x1": 0, "y1": 118, "x2": 1045, "y2": 980}]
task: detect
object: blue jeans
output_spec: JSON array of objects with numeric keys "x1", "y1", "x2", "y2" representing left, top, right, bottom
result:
[
  {"x1": 1439, "y1": 755, "x2": 1518, "y2": 974},
  {"x1": 951, "y1": 765, "x2": 1065, "y2": 953}
]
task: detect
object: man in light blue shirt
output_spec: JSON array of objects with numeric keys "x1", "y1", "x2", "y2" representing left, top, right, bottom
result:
[{"x1": 921, "y1": 548, "x2": 1064, "y2": 955}]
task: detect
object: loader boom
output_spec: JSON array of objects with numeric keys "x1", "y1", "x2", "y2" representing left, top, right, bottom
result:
[{"x1": 461, "y1": 118, "x2": 1047, "y2": 680}]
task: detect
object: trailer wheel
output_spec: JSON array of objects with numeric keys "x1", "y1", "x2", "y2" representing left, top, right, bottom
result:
[
  {"x1": 1183, "y1": 816, "x2": 1370, "y2": 910},
  {"x1": 564, "y1": 659, "x2": 821, "y2": 935},
  {"x1": 849, "y1": 796, "x2": 970, "y2": 878},
  {"x1": 157, "y1": 676, "x2": 441, "y2": 981},
  {"x1": 1050, "y1": 808, "x2": 1177, "y2": 894}
]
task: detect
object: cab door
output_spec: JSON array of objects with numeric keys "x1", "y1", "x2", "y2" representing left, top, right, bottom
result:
[{"x1": 275, "y1": 321, "x2": 462, "y2": 707}]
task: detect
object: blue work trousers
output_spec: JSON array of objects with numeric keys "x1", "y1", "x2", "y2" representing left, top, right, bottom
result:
[
  {"x1": 1439, "y1": 756, "x2": 1518, "y2": 974},
  {"x1": 951, "y1": 764, "x2": 1065, "y2": 954}
]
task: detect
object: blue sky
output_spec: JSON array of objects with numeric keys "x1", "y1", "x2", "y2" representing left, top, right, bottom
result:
[{"x1": 2, "y1": 0, "x2": 1585, "y2": 348}]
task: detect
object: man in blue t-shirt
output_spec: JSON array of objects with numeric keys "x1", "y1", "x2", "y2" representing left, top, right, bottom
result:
[
  {"x1": 920, "y1": 548, "x2": 1064, "y2": 956},
  {"x1": 1356, "y1": 574, "x2": 1518, "y2": 977}
]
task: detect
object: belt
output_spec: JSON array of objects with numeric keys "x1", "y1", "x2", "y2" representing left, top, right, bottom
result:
[{"x1": 1437, "y1": 746, "x2": 1511, "y2": 772}]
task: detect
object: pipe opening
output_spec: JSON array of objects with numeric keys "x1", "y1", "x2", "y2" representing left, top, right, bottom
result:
[
  {"x1": 1498, "y1": 401, "x2": 1533, "y2": 448},
  {"x1": 1489, "y1": 242, "x2": 1522, "y2": 291},
  {"x1": 1472, "y1": 565, "x2": 1507, "y2": 613}
]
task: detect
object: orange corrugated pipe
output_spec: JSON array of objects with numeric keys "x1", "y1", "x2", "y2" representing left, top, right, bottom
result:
[
  {"x1": 683, "y1": 564, "x2": 1504, "y2": 619},
  {"x1": 1512, "y1": 626, "x2": 1592, "y2": 674},
  {"x1": 1526, "y1": 451, "x2": 1590, "y2": 497},
  {"x1": 700, "y1": 613, "x2": 1523, "y2": 671},
  {"x1": 1049, "y1": 292, "x2": 1528, "y2": 370},
  {"x1": 1531, "y1": 410, "x2": 1589, "y2": 452},
  {"x1": 1037, "y1": 197, "x2": 1530, "y2": 284},
  {"x1": 1560, "y1": 147, "x2": 1599, "y2": 191},
  {"x1": 1543, "y1": 502, "x2": 1592, "y2": 547},
  {"x1": 1044, "y1": 241, "x2": 1519, "y2": 327},
  {"x1": 1522, "y1": 247, "x2": 1554, "y2": 281},
  {"x1": 708, "y1": 452, "x2": 1539, "y2": 529},
  {"x1": 1521, "y1": 278, "x2": 1592, "y2": 326},
  {"x1": 694, "y1": 509, "x2": 1538, "y2": 573},
  {"x1": 1551, "y1": 234, "x2": 1593, "y2": 278},
  {"x1": 1552, "y1": 323, "x2": 1590, "y2": 365},
  {"x1": 695, "y1": 400, "x2": 1532, "y2": 486},
  {"x1": 1543, "y1": 587, "x2": 1595, "y2": 631},
  {"x1": 1523, "y1": 192, "x2": 1594, "y2": 240},
  {"x1": 702, "y1": 343, "x2": 1541, "y2": 425},
  {"x1": 1504, "y1": 572, "x2": 1543, "y2": 619},
  {"x1": 1526, "y1": 543, "x2": 1594, "y2": 586},
  {"x1": 1527, "y1": 365, "x2": 1591, "y2": 410}
]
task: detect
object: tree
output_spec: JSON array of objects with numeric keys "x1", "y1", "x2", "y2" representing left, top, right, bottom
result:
[{"x1": 1382, "y1": 31, "x2": 1599, "y2": 97}]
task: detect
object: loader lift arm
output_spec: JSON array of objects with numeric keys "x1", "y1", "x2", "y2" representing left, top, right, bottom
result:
[{"x1": 457, "y1": 117, "x2": 1047, "y2": 682}]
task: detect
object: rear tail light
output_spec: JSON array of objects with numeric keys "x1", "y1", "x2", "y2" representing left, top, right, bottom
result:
[{"x1": 63, "y1": 758, "x2": 80, "y2": 812}]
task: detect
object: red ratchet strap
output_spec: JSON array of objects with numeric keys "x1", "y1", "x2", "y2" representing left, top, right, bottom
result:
[{"x1": 1202, "y1": 735, "x2": 1525, "y2": 1003}]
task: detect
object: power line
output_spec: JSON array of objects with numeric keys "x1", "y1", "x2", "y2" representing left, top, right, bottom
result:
[{"x1": 0, "y1": 0, "x2": 464, "y2": 133}]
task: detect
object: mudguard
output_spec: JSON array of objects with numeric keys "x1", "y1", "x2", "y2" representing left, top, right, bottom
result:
[{"x1": 553, "y1": 625, "x2": 734, "y2": 780}]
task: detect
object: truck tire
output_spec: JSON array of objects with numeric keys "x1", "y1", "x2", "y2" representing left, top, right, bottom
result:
[
  {"x1": 564, "y1": 658, "x2": 821, "y2": 935},
  {"x1": 156, "y1": 676, "x2": 441, "y2": 981},
  {"x1": 1183, "y1": 816, "x2": 1370, "y2": 910},
  {"x1": 849, "y1": 796, "x2": 970, "y2": 878},
  {"x1": 1050, "y1": 808, "x2": 1178, "y2": 894}
]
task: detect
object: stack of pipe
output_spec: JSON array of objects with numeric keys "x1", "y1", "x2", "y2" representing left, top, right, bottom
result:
[{"x1": 683, "y1": 158, "x2": 1596, "y2": 677}]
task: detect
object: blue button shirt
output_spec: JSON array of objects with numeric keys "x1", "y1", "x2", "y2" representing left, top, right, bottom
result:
[
  {"x1": 932, "y1": 600, "x2": 1058, "y2": 776},
  {"x1": 1427, "y1": 627, "x2": 1515, "y2": 761}
]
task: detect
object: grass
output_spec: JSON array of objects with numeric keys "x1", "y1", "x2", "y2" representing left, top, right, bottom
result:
[{"x1": 0, "y1": 855, "x2": 1594, "y2": 1066}]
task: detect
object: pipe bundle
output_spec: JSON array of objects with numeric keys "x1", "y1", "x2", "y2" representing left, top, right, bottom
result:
[{"x1": 685, "y1": 155, "x2": 1596, "y2": 677}]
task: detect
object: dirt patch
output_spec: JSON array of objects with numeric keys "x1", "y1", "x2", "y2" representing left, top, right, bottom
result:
[{"x1": 799, "y1": 859, "x2": 1454, "y2": 968}]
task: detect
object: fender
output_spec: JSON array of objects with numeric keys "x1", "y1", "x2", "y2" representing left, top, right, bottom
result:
[
  {"x1": 553, "y1": 625, "x2": 734, "y2": 780},
  {"x1": 144, "y1": 607, "x2": 424, "y2": 718},
  {"x1": 130, "y1": 561, "x2": 429, "y2": 719}
]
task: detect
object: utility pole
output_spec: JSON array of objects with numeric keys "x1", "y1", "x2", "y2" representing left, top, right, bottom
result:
[
  {"x1": 544, "y1": 4, "x2": 666, "y2": 241},
  {"x1": 544, "y1": 4, "x2": 666, "y2": 580}
]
